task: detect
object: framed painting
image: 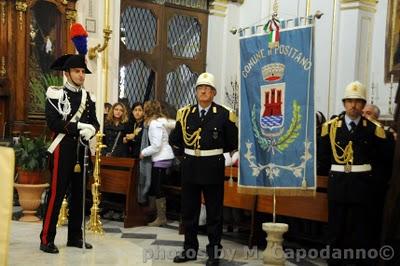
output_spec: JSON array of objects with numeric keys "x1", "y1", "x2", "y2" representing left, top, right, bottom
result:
[
  {"x1": 85, "y1": 18, "x2": 96, "y2": 33},
  {"x1": 385, "y1": 0, "x2": 400, "y2": 83}
]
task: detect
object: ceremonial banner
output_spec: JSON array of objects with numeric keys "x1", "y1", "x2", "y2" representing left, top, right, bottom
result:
[{"x1": 239, "y1": 25, "x2": 315, "y2": 196}]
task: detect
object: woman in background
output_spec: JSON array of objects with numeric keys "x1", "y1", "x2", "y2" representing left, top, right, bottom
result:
[
  {"x1": 126, "y1": 102, "x2": 144, "y2": 158},
  {"x1": 102, "y1": 102, "x2": 131, "y2": 220},
  {"x1": 140, "y1": 100, "x2": 175, "y2": 226},
  {"x1": 103, "y1": 102, "x2": 130, "y2": 157}
]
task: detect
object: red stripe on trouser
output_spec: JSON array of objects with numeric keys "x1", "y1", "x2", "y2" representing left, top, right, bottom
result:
[{"x1": 41, "y1": 146, "x2": 60, "y2": 245}]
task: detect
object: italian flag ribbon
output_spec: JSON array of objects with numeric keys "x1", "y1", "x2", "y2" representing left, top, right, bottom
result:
[{"x1": 264, "y1": 15, "x2": 280, "y2": 49}]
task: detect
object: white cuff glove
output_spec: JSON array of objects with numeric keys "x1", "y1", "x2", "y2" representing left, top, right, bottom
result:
[
  {"x1": 79, "y1": 127, "x2": 96, "y2": 141},
  {"x1": 79, "y1": 128, "x2": 96, "y2": 141},
  {"x1": 78, "y1": 122, "x2": 96, "y2": 132}
]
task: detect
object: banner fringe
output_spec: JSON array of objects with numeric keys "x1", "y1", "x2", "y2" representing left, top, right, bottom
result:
[{"x1": 237, "y1": 186, "x2": 316, "y2": 197}]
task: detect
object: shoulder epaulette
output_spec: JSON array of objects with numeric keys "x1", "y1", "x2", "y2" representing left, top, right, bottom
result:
[
  {"x1": 375, "y1": 126, "x2": 386, "y2": 139},
  {"x1": 176, "y1": 104, "x2": 191, "y2": 122},
  {"x1": 46, "y1": 86, "x2": 64, "y2": 99},
  {"x1": 365, "y1": 117, "x2": 386, "y2": 139},
  {"x1": 365, "y1": 117, "x2": 383, "y2": 127},
  {"x1": 321, "y1": 117, "x2": 338, "y2": 136},
  {"x1": 221, "y1": 104, "x2": 238, "y2": 123}
]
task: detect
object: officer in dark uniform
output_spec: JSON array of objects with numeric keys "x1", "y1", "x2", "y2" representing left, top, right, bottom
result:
[
  {"x1": 39, "y1": 54, "x2": 99, "y2": 254},
  {"x1": 319, "y1": 81, "x2": 391, "y2": 265},
  {"x1": 170, "y1": 72, "x2": 238, "y2": 266}
]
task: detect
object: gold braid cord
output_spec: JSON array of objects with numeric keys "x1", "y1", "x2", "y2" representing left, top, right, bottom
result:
[
  {"x1": 329, "y1": 119, "x2": 353, "y2": 165},
  {"x1": 272, "y1": 0, "x2": 279, "y2": 14},
  {"x1": 178, "y1": 106, "x2": 202, "y2": 149}
]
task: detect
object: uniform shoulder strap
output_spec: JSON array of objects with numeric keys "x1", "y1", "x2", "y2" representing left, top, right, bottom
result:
[
  {"x1": 321, "y1": 117, "x2": 339, "y2": 137},
  {"x1": 365, "y1": 117, "x2": 386, "y2": 139},
  {"x1": 365, "y1": 117, "x2": 383, "y2": 127},
  {"x1": 221, "y1": 104, "x2": 237, "y2": 123}
]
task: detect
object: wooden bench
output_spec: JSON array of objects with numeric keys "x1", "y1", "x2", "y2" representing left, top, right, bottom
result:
[
  {"x1": 225, "y1": 166, "x2": 328, "y2": 222},
  {"x1": 225, "y1": 166, "x2": 328, "y2": 246},
  {"x1": 163, "y1": 166, "x2": 328, "y2": 245},
  {"x1": 89, "y1": 156, "x2": 146, "y2": 228}
]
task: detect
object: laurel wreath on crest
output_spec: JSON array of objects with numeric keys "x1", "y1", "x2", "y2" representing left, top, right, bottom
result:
[{"x1": 251, "y1": 100, "x2": 302, "y2": 152}]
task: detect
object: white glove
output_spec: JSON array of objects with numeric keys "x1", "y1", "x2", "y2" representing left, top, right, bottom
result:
[
  {"x1": 79, "y1": 127, "x2": 96, "y2": 141},
  {"x1": 78, "y1": 122, "x2": 95, "y2": 132}
]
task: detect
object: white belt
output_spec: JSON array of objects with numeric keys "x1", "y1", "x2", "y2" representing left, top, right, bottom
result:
[
  {"x1": 331, "y1": 164, "x2": 371, "y2": 173},
  {"x1": 184, "y1": 148, "x2": 223, "y2": 157}
]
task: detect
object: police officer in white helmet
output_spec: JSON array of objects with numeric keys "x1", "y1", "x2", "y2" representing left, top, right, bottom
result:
[
  {"x1": 170, "y1": 72, "x2": 238, "y2": 266},
  {"x1": 319, "y1": 81, "x2": 393, "y2": 265}
]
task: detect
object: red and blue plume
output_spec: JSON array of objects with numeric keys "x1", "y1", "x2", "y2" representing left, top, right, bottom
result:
[{"x1": 70, "y1": 23, "x2": 88, "y2": 55}]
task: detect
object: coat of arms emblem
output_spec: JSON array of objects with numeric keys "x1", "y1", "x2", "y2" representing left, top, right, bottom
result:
[{"x1": 260, "y1": 63, "x2": 285, "y2": 132}]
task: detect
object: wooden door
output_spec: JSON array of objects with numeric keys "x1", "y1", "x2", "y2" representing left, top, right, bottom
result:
[{"x1": 119, "y1": 0, "x2": 208, "y2": 109}]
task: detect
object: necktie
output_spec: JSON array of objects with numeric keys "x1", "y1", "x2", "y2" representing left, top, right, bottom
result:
[
  {"x1": 350, "y1": 121, "x2": 356, "y2": 133},
  {"x1": 200, "y1": 109, "x2": 206, "y2": 119}
]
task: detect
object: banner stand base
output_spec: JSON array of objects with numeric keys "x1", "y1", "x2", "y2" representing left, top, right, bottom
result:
[{"x1": 262, "y1": 222, "x2": 288, "y2": 265}]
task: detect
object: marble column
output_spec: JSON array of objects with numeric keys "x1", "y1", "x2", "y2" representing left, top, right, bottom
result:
[{"x1": 332, "y1": 0, "x2": 377, "y2": 115}]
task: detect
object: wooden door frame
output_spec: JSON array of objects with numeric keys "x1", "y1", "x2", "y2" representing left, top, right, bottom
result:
[{"x1": 119, "y1": 0, "x2": 208, "y2": 102}]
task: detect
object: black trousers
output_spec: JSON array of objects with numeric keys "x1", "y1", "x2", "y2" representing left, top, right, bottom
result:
[
  {"x1": 181, "y1": 182, "x2": 224, "y2": 258},
  {"x1": 328, "y1": 200, "x2": 379, "y2": 265},
  {"x1": 40, "y1": 139, "x2": 86, "y2": 245},
  {"x1": 149, "y1": 166, "x2": 167, "y2": 199}
]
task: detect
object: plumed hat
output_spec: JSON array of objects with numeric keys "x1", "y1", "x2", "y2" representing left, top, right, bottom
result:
[{"x1": 50, "y1": 23, "x2": 91, "y2": 73}]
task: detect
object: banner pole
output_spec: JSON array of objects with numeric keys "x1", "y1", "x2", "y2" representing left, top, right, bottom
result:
[{"x1": 273, "y1": 187, "x2": 276, "y2": 223}]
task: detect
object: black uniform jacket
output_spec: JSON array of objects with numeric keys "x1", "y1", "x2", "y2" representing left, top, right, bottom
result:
[
  {"x1": 319, "y1": 114, "x2": 392, "y2": 203},
  {"x1": 45, "y1": 86, "x2": 100, "y2": 145},
  {"x1": 169, "y1": 102, "x2": 238, "y2": 185}
]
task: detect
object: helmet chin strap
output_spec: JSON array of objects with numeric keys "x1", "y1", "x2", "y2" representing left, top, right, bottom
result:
[{"x1": 67, "y1": 70, "x2": 81, "y2": 88}]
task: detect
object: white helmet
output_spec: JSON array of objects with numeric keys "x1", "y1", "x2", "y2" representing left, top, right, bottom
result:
[
  {"x1": 196, "y1": 72, "x2": 216, "y2": 89},
  {"x1": 342, "y1": 81, "x2": 366, "y2": 101}
]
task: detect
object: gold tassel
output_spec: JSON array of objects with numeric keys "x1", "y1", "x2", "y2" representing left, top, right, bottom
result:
[
  {"x1": 301, "y1": 178, "x2": 307, "y2": 188},
  {"x1": 57, "y1": 197, "x2": 69, "y2": 227},
  {"x1": 74, "y1": 163, "x2": 81, "y2": 173}
]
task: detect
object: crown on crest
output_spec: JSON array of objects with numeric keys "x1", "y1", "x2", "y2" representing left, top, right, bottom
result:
[{"x1": 262, "y1": 63, "x2": 285, "y2": 82}]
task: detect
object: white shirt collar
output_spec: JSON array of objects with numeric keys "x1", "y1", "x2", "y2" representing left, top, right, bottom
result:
[
  {"x1": 344, "y1": 114, "x2": 361, "y2": 128},
  {"x1": 198, "y1": 104, "x2": 211, "y2": 115}
]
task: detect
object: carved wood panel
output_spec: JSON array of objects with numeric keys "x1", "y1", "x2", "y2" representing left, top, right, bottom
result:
[{"x1": 0, "y1": 0, "x2": 77, "y2": 138}]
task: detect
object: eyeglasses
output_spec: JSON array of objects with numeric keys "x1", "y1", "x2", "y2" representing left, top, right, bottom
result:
[{"x1": 196, "y1": 85, "x2": 214, "y2": 92}]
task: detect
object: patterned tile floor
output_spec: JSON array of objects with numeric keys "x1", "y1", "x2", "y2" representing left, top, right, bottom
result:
[{"x1": 8, "y1": 208, "x2": 327, "y2": 265}]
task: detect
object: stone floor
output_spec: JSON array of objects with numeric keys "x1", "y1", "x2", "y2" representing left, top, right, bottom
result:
[{"x1": 8, "y1": 210, "x2": 328, "y2": 266}]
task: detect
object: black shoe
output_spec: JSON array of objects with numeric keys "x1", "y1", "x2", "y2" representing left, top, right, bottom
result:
[
  {"x1": 206, "y1": 258, "x2": 220, "y2": 266},
  {"x1": 66, "y1": 239, "x2": 93, "y2": 249},
  {"x1": 173, "y1": 250, "x2": 197, "y2": 263},
  {"x1": 40, "y1": 242, "x2": 59, "y2": 254}
]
